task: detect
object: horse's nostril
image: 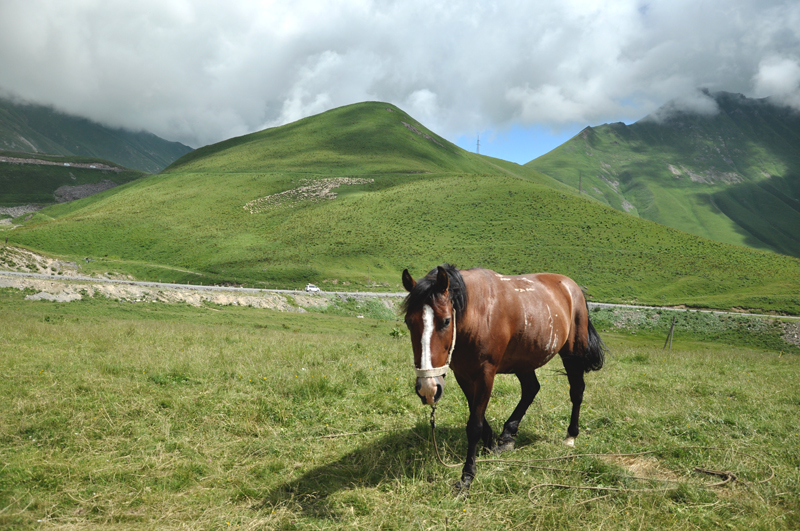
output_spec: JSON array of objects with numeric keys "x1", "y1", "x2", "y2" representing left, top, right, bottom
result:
[
  {"x1": 415, "y1": 381, "x2": 422, "y2": 393},
  {"x1": 434, "y1": 383, "x2": 443, "y2": 402}
]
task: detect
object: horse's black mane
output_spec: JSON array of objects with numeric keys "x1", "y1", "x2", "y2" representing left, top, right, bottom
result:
[{"x1": 400, "y1": 264, "x2": 468, "y2": 316}]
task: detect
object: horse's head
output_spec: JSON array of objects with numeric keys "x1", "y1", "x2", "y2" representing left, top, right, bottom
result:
[{"x1": 401, "y1": 265, "x2": 458, "y2": 406}]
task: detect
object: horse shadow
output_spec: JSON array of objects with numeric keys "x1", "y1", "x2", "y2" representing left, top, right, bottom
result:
[
  {"x1": 257, "y1": 422, "x2": 545, "y2": 519},
  {"x1": 257, "y1": 424, "x2": 454, "y2": 518}
]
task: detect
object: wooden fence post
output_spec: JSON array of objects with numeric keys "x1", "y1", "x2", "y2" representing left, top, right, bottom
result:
[{"x1": 663, "y1": 316, "x2": 676, "y2": 351}]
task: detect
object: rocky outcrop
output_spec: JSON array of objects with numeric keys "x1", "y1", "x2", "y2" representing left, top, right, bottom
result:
[
  {"x1": 54, "y1": 180, "x2": 118, "y2": 203},
  {"x1": 0, "y1": 204, "x2": 42, "y2": 218}
]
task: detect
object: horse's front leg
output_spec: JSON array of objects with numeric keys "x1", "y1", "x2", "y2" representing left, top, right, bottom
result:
[{"x1": 454, "y1": 371, "x2": 496, "y2": 492}]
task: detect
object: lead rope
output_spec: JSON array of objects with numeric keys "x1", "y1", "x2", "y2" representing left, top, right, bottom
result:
[{"x1": 429, "y1": 405, "x2": 460, "y2": 469}]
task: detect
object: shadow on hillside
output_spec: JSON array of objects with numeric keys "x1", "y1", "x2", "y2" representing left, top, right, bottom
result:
[{"x1": 711, "y1": 174, "x2": 800, "y2": 258}]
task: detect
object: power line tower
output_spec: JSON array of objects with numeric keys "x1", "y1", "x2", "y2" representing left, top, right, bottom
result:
[{"x1": 476, "y1": 134, "x2": 480, "y2": 155}]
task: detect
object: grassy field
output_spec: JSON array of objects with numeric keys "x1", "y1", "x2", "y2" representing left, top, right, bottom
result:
[{"x1": 2, "y1": 288, "x2": 798, "y2": 530}]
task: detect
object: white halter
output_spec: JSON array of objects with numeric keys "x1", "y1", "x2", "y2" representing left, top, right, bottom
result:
[{"x1": 414, "y1": 309, "x2": 456, "y2": 379}]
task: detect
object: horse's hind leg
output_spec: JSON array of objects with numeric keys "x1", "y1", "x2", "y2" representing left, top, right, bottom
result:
[
  {"x1": 480, "y1": 413, "x2": 494, "y2": 451},
  {"x1": 561, "y1": 356, "x2": 585, "y2": 447},
  {"x1": 496, "y1": 370, "x2": 540, "y2": 452}
]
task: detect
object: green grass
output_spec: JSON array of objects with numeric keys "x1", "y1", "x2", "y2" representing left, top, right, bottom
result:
[{"x1": 1, "y1": 288, "x2": 798, "y2": 529}]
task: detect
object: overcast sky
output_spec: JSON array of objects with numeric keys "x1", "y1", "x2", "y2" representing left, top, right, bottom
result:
[{"x1": 2, "y1": 0, "x2": 800, "y2": 163}]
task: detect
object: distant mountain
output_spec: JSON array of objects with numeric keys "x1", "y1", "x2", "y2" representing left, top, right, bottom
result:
[
  {"x1": 526, "y1": 91, "x2": 800, "y2": 258},
  {"x1": 0, "y1": 97, "x2": 192, "y2": 173}
]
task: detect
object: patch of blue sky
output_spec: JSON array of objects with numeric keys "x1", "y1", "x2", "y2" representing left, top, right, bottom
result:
[{"x1": 453, "y1": 123, "x2": 586, "y2": 165}]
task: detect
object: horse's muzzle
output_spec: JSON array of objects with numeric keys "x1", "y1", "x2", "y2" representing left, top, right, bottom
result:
[{"x1": 415, "y1": 376, "x2": 445, "y2": 405}]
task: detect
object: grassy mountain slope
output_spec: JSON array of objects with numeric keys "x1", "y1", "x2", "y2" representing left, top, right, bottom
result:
[
  {"x1": 0, "y1": 151, "x2": 146, "y2": 207},
  {"x1": 0, "y1": 97, "x2": 193, "y2": 173},
  {"x1": 7, "y1": 102, "x2": 800, "y2": 314},
  {"x1": 526, "y1": 92, "x2": 800, "y2": 258}
]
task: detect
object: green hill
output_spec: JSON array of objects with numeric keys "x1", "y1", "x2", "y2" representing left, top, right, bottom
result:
[
  {"x1": 164, "y1": 102, "x2": 564, "y2": 184},
  {"x1": 0, "y1": 150, "x2": 146, "y2": 208},
  {"x1": 0, "y1": 97, "x2": 193, "y2": 173},
  {"x1": 6, "y1": 102, "x2": 800, "y2": 314},
  {"x1": 525, "y1": 91, "x2": 800, "y2": 258}
]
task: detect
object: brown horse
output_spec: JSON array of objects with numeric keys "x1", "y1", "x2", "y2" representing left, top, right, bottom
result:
[{"x1": 401, "y1": 264, "x2": 605, "y2": 491}]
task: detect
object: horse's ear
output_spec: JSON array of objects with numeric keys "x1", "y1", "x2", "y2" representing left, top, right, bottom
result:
[
  {"x1": 436, "y1": 266, "x2": 450, "y2": 294},
  {"x1": 402, "y1": 269, "x2": 416, "y2": 292}
]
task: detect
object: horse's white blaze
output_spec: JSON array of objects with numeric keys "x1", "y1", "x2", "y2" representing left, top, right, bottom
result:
[
  {"x1": 417, "y1": 304, "x2": 440, "y2": 403},
  {"x1": 421, "y1": 305, "x2": 434, "y2": 370}
]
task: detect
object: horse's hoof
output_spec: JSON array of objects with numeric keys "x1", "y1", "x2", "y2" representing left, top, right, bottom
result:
[
  {"x1": 494, "y1": 439, "x2": 515, "y2": 453},
  {"x1": 453, "y1": 476, "x2": 472, "y2": 497},
  {"x1": 563, "y1": 436, "x2": 576, "y2": 447}
]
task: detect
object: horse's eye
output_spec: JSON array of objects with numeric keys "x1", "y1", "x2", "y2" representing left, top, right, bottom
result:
[{"x1": 441, "y1": 318, "x2": 451, "y2": 329}]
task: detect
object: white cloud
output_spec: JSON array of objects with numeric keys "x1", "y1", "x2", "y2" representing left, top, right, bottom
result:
[
  {"x1": 404, "y1": 89, "x2": 440, "y2": 128},
  {"x1": 753, "y1": 56, "x2": 800, "y2": 108},
  {"x1": 1, "y1": 0, "x2": 799, "y2": 148},
  {"x1": 644, "y1": 89, "x2": 721, "y2": 122}
]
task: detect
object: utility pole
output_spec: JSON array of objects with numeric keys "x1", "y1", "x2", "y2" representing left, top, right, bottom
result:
[{"x1": 476, "y1": 134, "x2": 480, "y2": 155}]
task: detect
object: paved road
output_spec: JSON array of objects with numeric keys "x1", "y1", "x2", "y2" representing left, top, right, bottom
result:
[
  {"x1": 0, "y1": 270, "x2": 404, "y2": 298},
  {"x1": 2, "y1": 270, "x2": 798, "y2": 319}
]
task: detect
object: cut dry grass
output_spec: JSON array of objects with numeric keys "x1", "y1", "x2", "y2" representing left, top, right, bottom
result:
[{"x1": 1, "y1": 289, "x2": 798, "y2": 529}]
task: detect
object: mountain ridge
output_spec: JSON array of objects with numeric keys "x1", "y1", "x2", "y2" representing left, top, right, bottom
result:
[
  {"x1": 525, "y1": 91, "x2": 800, "y2": 257},
  {"x1": 0, "y1": 97, "x2": 193, "y2": 173}
]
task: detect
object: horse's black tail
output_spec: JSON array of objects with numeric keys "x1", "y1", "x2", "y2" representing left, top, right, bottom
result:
[{"x1": 583, "y1": 304, "x2": 607, "y2": 373}]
